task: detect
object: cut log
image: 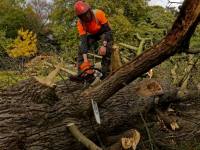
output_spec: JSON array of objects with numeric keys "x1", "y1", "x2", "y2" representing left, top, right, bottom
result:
[
  {"x1": 155, "y1": 108, "x2": 179, "y2": 131},
  {"x1": 0, "y1": 78, "x2": 176, "y2": 149},
  {"x1": 105, "y1": 129, "x2": 140, "y2": 150}
]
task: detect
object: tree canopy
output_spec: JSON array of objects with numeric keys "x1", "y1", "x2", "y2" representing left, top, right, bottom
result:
[
  {"x1": 0, "y1": 0, "x2": 199, "y2": 62},
  {"x1": 50, "y1": 0, "x2": 180, "y2": 60},
  {"x1": 136, "y1": 5, "x2": 177, "y2": 45},
  {"x1": 0, "y1": 0, "x2": 26, "y2": 38}
]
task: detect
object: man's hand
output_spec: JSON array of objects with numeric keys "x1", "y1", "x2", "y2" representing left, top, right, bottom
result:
[
  {"x1": 83, "y1": 54, "x2": 88, "y2": 62},
  {"x1": 98, "y1": 45, "x2": 106, "y2": 56}
]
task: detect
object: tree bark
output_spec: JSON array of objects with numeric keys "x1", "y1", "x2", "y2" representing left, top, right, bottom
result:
[{"x1": 0, "y1": 77, "x2": 176, "y2": 149}]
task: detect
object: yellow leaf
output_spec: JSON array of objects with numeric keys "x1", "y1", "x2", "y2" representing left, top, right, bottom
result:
[{"x1": 6, "y1": 28, "x2": 38, "y2": 58}]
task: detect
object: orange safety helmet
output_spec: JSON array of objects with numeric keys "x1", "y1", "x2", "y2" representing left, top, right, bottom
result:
[{"x1": 74, "y1": 1, "x2": 90, "y2": 16}]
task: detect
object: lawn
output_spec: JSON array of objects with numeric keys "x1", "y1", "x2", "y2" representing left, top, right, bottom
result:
[
  {"x1": 0, "y1": 71, "x2": 28, "y2": 88},
  {"x1": 0, "y1": 70, "x2": 68, "y2": 89}
]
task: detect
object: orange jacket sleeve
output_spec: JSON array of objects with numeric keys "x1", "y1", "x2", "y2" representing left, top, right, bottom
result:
[
  {"x1": 77, "y1": 20, "x2": 86, "y2": 36},
  {"x1": 95, "y1": 10, "x2": 110, "y2": 26}
]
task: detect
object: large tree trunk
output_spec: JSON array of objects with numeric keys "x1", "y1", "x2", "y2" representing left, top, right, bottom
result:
[
  {"x1": 0, "y1": 0, "x2": 200, "y2": 149},
  {"x1": 0, "y1": 77, "x2": 176, "y2": 150}
]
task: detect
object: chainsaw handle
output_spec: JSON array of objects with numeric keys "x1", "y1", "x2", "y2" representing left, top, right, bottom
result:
[{"x1": 77, "y1": 67, "x2": 104, "y2": 80}]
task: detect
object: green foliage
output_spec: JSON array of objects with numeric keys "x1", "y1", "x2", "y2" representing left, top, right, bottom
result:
[
  {"x1": 136, "y1": 6, "x2": 176, "y2": 44},
  {"x1": 23, "y1": 1, "x2": 55, "y2": 53},
  {"x1": 5, "y1": 28, "x2": 38, "y2": 58},
  {"x1": 0, "y1": 30, "x2": 12, "y2": 57},
  {"x1": 190, "y1": 25, "x2": 200, "y2": 48},
  {"x1": 0, "y1": 71, "x2": 28, "y2": 89},
  {"x1": 50, "y1": 0, "x2": 79, "y2": 60},
  {"x1": 0, "y1": 0, "x2": 26, "y2": 38}
]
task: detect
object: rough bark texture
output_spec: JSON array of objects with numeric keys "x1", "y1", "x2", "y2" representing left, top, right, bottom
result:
[{"x1": 0, "y1": 77, "x2": 176, "y2": 150}]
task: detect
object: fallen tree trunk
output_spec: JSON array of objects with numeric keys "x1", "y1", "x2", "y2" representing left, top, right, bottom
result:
[{"x1": 0, "y1": 78, "x2": 176, "y2": 149}]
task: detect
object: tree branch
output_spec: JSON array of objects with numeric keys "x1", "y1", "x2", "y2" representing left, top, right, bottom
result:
[
  {"x1": 185, "y1": 48, "x2": 200, "y2": 54},
  {"x1": 67, "y1": 123, "x2": 102, "y2": 150}
]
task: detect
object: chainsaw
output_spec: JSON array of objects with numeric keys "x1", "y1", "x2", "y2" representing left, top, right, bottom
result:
[{"x1": 77, "y1": 62, "x2": 103, "y2": 87}]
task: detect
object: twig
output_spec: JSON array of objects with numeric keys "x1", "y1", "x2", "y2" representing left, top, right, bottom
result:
[
  {"x1": 119, "y1": 43, "x2": 138, "y2": 51},
  {"x1": 167, "y1": 0, "x2": 182, "y2": 4},
  {"x1": 67, "y1": 123, "x2": 102, "y2": 150}
]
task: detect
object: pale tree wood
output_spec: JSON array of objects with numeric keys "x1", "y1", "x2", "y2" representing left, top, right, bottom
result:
[
  {"x1": 67, "y1": 123, "x2": 102, "y2": 150},
  {"x1": 155, "y1": 108, "x2": 179, "y2": 131},
  {"x1": 119, "y1": 43, "x2": 138, "y2": 51},
  {"x1": 106, "y1": 129, "x2": 140, "y2": 150},
  {"x1": 110, "y1": 44, "x2": 123, "y2": 72},
  {"x1": 185, "y1": 48, "x2": 200, "y2": 54},
  {"x1": 44, "y1": 61, "x2": 77, "y2": 75}
]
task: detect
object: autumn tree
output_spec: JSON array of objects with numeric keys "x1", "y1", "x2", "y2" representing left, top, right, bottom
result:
[{"x1": 5, "y1": 28, "x2": 37, "y2": 58}]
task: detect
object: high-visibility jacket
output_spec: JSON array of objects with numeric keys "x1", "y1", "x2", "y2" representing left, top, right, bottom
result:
[{"x1": 77, "y1": 9, "x2": 111, "y2": 36}]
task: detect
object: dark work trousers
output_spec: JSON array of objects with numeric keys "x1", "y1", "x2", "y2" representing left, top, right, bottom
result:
[{"x1": 78, "y1": 32, "x2": 113, "y2": 79}]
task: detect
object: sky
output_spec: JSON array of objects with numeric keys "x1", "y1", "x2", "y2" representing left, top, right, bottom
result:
[
  {"x1": 26, "y1": 0, "x2": 184, "y2": 9},
  {"x1": 148, "y1": 0, "x2": 184, "y2": 9}
]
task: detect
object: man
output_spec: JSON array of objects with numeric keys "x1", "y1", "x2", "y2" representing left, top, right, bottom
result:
[{"x1": 68, "y1": 1, "x2": 113, "y2": 81}]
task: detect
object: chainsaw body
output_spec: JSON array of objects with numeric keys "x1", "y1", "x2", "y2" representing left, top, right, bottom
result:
[{"x1": 78, "y1": 62, "x2": 103, "y2": 86}]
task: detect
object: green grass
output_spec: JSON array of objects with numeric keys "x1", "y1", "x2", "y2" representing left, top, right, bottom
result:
[
  {"x1": 0, "y1": 70, "x2": 69, "y2": 89},
  {"x1": 175, "y1": 137, "x2": 200, "y2": 150},
  {"x1": 0, "y1": 71, "x2": 28, "y2": 88},
  {"x1": 38, "y1": 74, "x2": 69, "y2": 82}
]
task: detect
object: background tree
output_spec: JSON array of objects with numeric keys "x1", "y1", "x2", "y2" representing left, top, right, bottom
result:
[
  {"x1": 24, "y1": 0, "x2": 55, "y2": 54},
  {"x1": 4, "y1": 28, "x2": 37, "y2": 58},
  {"x1": 0, "y1": 0, "x2": 25, "y2": 38},
  {"x1": 136, "y1": 5, "x2": 177, "y2": 46},
  {"x1": 0, "y1": 30, "x2": 10, "y2": 57}
]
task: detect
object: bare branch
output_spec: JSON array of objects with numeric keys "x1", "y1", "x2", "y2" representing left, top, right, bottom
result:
[
  {"x1": 167, "y1": 0, "x2": 183, "y2": 5},
  {"x1": 119, "y1": 43, "x2": 138, "y2": 51},
  {"x1": 67, "y1": 123, "x2": 102, "y2": 150},
  {"x1": 185, "y1": 48, "x2": 200, "y2": 54}
]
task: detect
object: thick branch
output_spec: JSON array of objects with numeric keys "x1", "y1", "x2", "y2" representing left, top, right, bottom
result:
[
  {"x1": 185, "y1": 48, "x2": 200, "y2": 54},
  {"x1": 76, "y1": 0, "x2": 200, "y2": 112}
]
